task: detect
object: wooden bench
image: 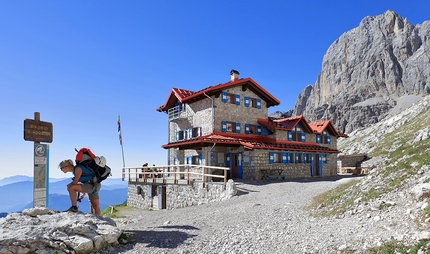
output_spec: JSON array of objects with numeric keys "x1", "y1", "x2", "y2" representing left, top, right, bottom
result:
[{"x1": 267, "y1": 174, "x2": 286, "y2": 181}]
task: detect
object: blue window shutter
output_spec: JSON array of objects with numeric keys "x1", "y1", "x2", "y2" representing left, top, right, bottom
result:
[
  {"x1": 197, "y1": 127, "x2": 201, "y2": 137},
  {"x1": 235, "y1": 122, "x2": 241, "y2": 133},
  {"x1": 257, "y1": 126, "x2": 262, "y2": 135},
  {"x1": 269, "y1": 152, "x2": 274, "y2": 164},
  {"x1": 288, "y1": 131, "x2": 292, "y2": 141},
  {"x1": 301, "y1": 133, "x2": 306, "y2": 142},
  {"x1": 226, "y1": 153, "x2": 231, "y2": 167},
  {"x1": 222, "y1": 121, "x2": 227, "y2": 132},
  {"x1": 176, "y1": 131, "x2": 179, "y2": 141},
  {"x1": 295, "y1": 153, "x2": 299, "y2": 164},
  {"x1": 316, "y1": 134, "x2": 321, "y2": 144},
  {"x1": 235, "y1": 94, "x2": 240, "y2": 105},
  {"x1": 188, "y1": 128, "x2": 192, "y2": 139},
  {"x1": 304, "y1": 154, "x2": 307, "y2": 164},
  {"x1": 199, "y1": 155, "x2": 202, "y2": 165},
  {"x1": 245, "y1": 124, "x2": 250, "y2": 134},
  {"x1": 244, "y1": 96, "x2": 250, "y2": 107},
  {"x1": 327, "y1": 136, "x2": 331, "y2": 144},
  {"x1": 287, "y1": 153, "x2": 291, "y2": 164},
  {"x1": 222, "y1": 91, "x2": 227, "y2": 103},
  {"x1": 256, "y1": 99, "x2": 261, "y2": 109},
  {"x1": 281, "y1": 152, "x2": 287, "y2": 164}
]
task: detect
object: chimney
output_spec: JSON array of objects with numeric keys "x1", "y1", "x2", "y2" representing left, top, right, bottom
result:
[{"x1": 230, "y1": 69, "x2": 240, "y2": 81}]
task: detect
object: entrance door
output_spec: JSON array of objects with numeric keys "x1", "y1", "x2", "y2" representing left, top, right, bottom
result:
[
  {"x1": 312, "y1": 154, "x2": 322, "y2": 176},
  {"x1": 231, "y1": 154, "x2": 239, "y2": 178}
]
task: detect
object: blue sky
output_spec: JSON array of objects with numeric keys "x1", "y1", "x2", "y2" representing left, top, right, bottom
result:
[{"x1": 1, "y1": 1, "x2": 429, "y2": 179}]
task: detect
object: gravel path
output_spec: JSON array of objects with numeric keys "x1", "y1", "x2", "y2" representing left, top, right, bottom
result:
[{"x1": 102, "y1": 176, "x2": 409, "y2": 254}]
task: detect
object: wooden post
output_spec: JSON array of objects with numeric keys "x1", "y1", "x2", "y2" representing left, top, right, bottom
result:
[
  {"x1": 187, "y1": 166, "x2": 190, "y2": 185},
  {"x1": 202, "y1": 167, "x2": 206, "y2": 187}
]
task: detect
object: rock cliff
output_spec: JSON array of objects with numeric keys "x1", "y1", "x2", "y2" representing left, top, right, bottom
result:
[{"x1": 290, "y1": 10, "x2": 430, "y2": 134}]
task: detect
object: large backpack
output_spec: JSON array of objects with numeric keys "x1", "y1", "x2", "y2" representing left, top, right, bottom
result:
[{"x1": 75, "y1": 148, "x2": 112, "y2": 184}]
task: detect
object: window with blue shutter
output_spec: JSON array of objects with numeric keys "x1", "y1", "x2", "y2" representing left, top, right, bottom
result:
[
  {"x1": 304, "y1": 153, "x2": 307, "y2": 163},
  {"x1": 262, "y1": 127, "x2": 269, "y2": 136},
  {"x1": 301, "y1": 132, "x2": 306, "y2": 142},
  {"x1": 256, "y1": 99, "x2": 261, "y2": 109},
  {"x1": 295, "y1": 153, "x2": 299, "y2": 164},
  {"x1": 222, "y1": 91, "x2": 227, "y2": 103},
  {"x1": 316, "y1": 134, "x2": 321, "y2": 144},
  {"x1": 269, "y1": 152, "x2": 274, "y2": 164},
  {"x1": 235, "y1": 122, "x2": 241, "y2": 133},
  {"x1": 235, "y1": 94, "x2": 240, "y2": 105},
  {"x1": 287, "y1": 153, "x2": 291, "y2": 164},
  {"x1": 282, "y1": 152, "x2": 287, "y2": 164},
  {"x1": 245, "y1": 124, "x2": 250, "y2": 134},
  {"x1": 288, "y1": 131, "x2": 293, "y2": 141},
  {"x1": 222, "y1": 121, "x2": 227, "y2": 132},
  {"x1": 226, "y1": 153, "x2": 231, "y2": 167},
  {"x1": 188, "y1": 128, "x2": 192, "y2": 139},
  {"x1": 176, "y1": 131, "x2": 179, "y2": 141},
  {"x1": 257, "y1": 126, "x2": 262, "y2": 135},
  {"x1": 244, "y1": 96, "x2": 250, "y2": 107},
  {"x1": 197, "y1": 127, "x2": 201, "y2": 137},
  {"x1": 327, "y1": 136, "x2": 331, "y2": 144}
]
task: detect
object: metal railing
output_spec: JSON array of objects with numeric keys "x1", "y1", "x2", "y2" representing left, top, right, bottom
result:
[
  {"x1": 167, "y1": 106, "x2": 187, "y2": 121},
  {"x1": 122, "y1": 164, "x2": 231, "y2": 187}
]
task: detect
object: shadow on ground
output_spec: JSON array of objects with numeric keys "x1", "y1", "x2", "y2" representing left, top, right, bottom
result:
[{"x1": 121, "y1": 225, "x2": 199, "y2": 250}]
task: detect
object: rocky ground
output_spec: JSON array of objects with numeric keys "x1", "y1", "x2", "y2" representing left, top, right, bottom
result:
[{"x1": 97, "y1": 174, "x2": 429, "y2": 254}]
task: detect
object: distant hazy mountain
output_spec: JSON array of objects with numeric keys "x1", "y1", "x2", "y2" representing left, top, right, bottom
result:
[
  {"x1": 0, "y1": 177, "x2": 128, "y2": 215},
  {"x1": 0, "y1": 175, "x2": 33, "y2": 186}
]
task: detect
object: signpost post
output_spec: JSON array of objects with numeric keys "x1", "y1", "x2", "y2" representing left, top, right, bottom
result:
[{"x1": 23, "y1": 112, "x2": 53, "y2": 208}]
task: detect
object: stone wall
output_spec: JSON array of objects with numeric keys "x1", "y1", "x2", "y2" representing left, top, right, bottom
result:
[
  {"x1": 214, "y1": 85, "x2": 268, "y2": 132},
  {"x1": 242, "y1": 149, "x2": 338, "y2": 180},
  {"x1": 126, "y1": 179, "x2": 237, "y2": 210},
  {"x1": 338, "y1": 154, "x2": 369, "y2": 167}
]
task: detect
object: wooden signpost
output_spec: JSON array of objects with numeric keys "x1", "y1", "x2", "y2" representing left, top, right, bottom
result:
[{"x1": 23, "y1": 112, "x2": 53, "y2": 208}]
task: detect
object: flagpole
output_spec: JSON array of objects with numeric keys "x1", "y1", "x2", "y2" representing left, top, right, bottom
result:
[{"x1": 118, "y1": 115, "x2": 126, "y2": 168}]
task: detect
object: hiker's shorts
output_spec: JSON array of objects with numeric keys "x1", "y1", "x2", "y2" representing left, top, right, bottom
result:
[{"x1": 81, "y1": 183, "x2": 101, "y2": 200}]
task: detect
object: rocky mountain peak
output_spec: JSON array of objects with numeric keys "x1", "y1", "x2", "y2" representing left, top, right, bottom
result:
[{"x1": 289, "y1": 10, "x2": 430, "y2": 134}]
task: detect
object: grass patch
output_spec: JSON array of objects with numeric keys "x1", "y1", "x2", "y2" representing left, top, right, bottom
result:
[
  {"x1": 306, "y1": 179, "x2": 360, "y2": 217},
  {"x1": 424, "y1": 200, "x2": 430, "y2": 215},
  {"x1": 101, "y1": 204, "x2": 132, "y2": 218},
  {"x1": 366, "y1": 240, "x2": 430, "y2": 254},
  {"x1": 362, "y1": 187, "x2": 385, "y2": 202}
]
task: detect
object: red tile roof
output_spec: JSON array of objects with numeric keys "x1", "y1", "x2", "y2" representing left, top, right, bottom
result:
[
  {"x1": 161, "y1": 132, "x2": 341, "y2": 153},
  {"x1": 309, "y1": 120, "x2": 349, "y2": 138},
  {"x1": 257, "y1": 116, "x2": 313, "y2": 133},
  {"x1": 157, "y1": 77, "x2": 280, "y2": 112}
]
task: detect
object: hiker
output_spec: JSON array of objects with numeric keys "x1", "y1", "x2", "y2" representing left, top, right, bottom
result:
[
  {"x1": 141, "y1": 163, "x2": 149, "y2": 179},
  {"x1": 59, "y1": 159, "x2": 101, "y2": 215},
  {"x1": 152, "y1": 164, "x2": 159, "y2": 178}
]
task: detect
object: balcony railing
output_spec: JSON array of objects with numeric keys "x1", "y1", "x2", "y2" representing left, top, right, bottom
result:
[
  {"x1": 168, "y1": 105, "x2": 188, "y2": 121},
  {"x1": 122, "y1": 164, "x2": 230, "y2": 187}
]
